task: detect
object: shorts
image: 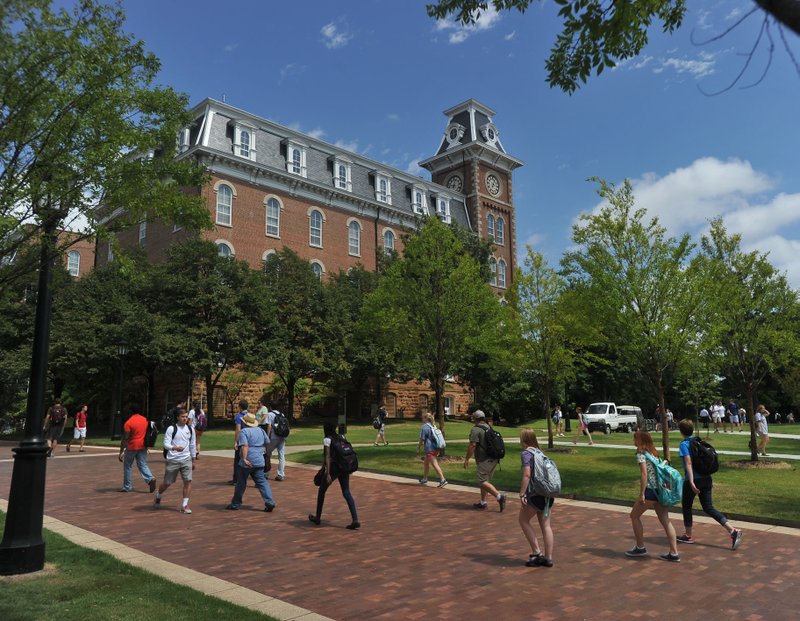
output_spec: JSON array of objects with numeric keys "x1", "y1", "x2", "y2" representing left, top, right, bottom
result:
[
  {"x1": 46, "y1": 423, "x2": 65, "y2": 441},
  {"x1": 73, "y1": 427, "x2": 87, "y2": 439},
  {"x1": 644, "y1": 488, "x2": 658, "y2": 502},
  {"x1": 712, "y1": 415, "x2": 722, "y2": 422},
  {"x1": 729, "y1": 415, "x2": 739, "y2": 424},
  {"x1": 525, "y1": 494, "x2": 555, "y2": 512},
  {"x1": 476, "y1": 459, "x2": 498, "y2": 482},
  {"x1": 163, "y1": 457, "x2": 192, "y2": 484},
  {"x1": 425, "y1": 450, "x2": 440, "y2": 458}
]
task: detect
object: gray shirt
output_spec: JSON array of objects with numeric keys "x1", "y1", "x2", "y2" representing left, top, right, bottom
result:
[{"x1": 238, "y1": 426, "x2": 269, "y2": 468}]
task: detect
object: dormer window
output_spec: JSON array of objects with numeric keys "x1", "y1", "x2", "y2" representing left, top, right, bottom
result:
[
  {"x1": 374, "y1": 171, "x2": 392, "y2": 204},
  {"x1": 480, "y1": 123, "x2": 500, "y2": 148},
  {"x1": 231, "y1": 120, "x2": 256, "y2": 160},
  {"x1": 331, "y1": 156, "x2": 352, "y2": 192},
  {"x1": 178, "y1": 128, "x2": 190, "y2": 153},
  {"x1": 410, "y1": 185, "x2": 428, "y2": 215},
  {"x1": 284, "y1": 139, "x2": 307, "y2": 177},
  {"x1": 435, "y1": 194, "x2": 451, "y2": 224},
  {"x1": 445, "y1": 122, "x2": 466, "y2": 149}
]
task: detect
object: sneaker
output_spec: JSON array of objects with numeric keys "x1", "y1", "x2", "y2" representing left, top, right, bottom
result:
[
  {"x1": 308, "y1": 514, "x2": 321, "y2": 524},
  {"x1": 66, "y1": 445, "x2": 71, "y2": 452},
  {"x1": 677, "y1": 534, "x2": 695, "y2": 544},
  {"x1": 345, "y1": 521, "x2": 361, "y2": 530},
  {"x1": 532, "y1": 556, "x2": 554, "y2": 567},
  {"x1": 731, "y1": 528, "x2": 743, "y2": 550},
  {"x1": 438, "y1": 479, "x2": 448, "y2": 488},
  {"x1": 148, "y1": 478, "x2": 157, "y2": 493},
  {"x1": 659, "y1": 553, "x2": 681, "y2": 562},
  {"x1": 473, "y1": 502, "x2": 488, "y2": 510},
  {"x1": 181, "y1": 505, "x2": 192, "y2": 514},
  {"x1": 498, "y1": 494, "x2": 507, "y2": 512},
  {"x1": 625, "y1": 546, "x2": 648, "y2": 557},
  {"x1": 264, "y1": 504, "x2": 275, "y2": 513},
  {"x1": 226, "y1": 480, "x2": 236, "y2": 485},
  {"x1": 275, "y1": 475, "x2": 285, "y2": 481},
  {"x1": 526, "y1": 552, "x2": 543, "y2": 565},
  {"x1": 373, "y1": 442, "x2": 379, "y2": 446},
  {"x1": 419, "y1": 479, "x2": 429, "y2": 485},
  {"x1": 225, "y1": 504, "x2": 239, "y2": 510},
  {"x1": 153, "y1": 495, "x2": 161, "y2": 507},
  {"x1": 118, "y1": 488, "x2": 131, "y2": 493}
]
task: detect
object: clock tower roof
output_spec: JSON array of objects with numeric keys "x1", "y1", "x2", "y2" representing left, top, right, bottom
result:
[{"x1": 419, "y1": 99, "x2": 523, "y2": 174}]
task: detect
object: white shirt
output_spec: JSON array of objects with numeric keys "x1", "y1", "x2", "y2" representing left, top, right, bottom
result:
[{"x1": 164, "y1": 423, "x2": 196, "y2": 460}]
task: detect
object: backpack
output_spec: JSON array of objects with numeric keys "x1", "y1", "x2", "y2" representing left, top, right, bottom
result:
[
  {"x1": 163, "y1": 424, "x2": 193, "y2": 458},
  {"x1": 329, "y1": 434, "x2": 359, "y2": 474},
  {"x1": 480, "y1": 424, "x2": 505, "y2": 460},
  {"x1": 644, "y1": 452, "x2": 683, "y2": 506},
  {"x1": 271, "y1": 411, "x2": 290, "y2": 438},
  {"x1": 372, "y1": 417, "x2": 382, "y2": 430},
  {"x1": 428, "y1": 423, "x2": 446, "y2": 450},
  {"x1": 689, "y1": 437, "x2": 719, "y2": 476},
  {"x1": 195, "y1": 411, "x2": 208, "y2": 432},
  {"x1": 49, "y1": 405, "x2": 66, "y2": 425},
  {"x1": 144, "y1": 420, "x2": 159, "y2": 448},
  {"x1": 526, "y1": 447, "x2": 561, "y2": 517}
]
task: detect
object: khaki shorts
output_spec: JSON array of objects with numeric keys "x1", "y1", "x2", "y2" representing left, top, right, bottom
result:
[
  {"x1": 164, "y1": 457, "x2": 192, "y2": 484},
  {"x1": 476, "y1": 459, "x2": 498, "y2": 483}
]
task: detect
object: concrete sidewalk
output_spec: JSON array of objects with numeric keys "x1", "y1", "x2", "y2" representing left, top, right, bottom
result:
[{"x1": 1, "y1": 443, "x2": 798, "y2": 620}]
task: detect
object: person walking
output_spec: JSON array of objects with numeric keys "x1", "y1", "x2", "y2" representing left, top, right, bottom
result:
[
  {"x1": 755, "y1": 405, "x2": 770, "y2": 456},
  {"x1": 228, "y1": 400, "x2": 248, "y2": 485},
  {"x1": 625, "y1": 430, "x2": 680, "y2": 562},
  {"x1": 308, "y1": 421, "x2": 360, "y2": 529},
  {"x1": 66, "y1": 403, "x2": 88, "y2": 452},
  {"x1": 225, "y1": 412, "x2": 276, "y2": 512},
  {"x1": 43, "y1": 400, "x2": 68, "y2": 457},
  {"x1": 463, "y1": 410, "x2": 506, "y2": 511},
  {"x1": 266, "y1": 400, "x2": 288, "y2": 481},
  {"x1": 118, "y1": 404, "x2": 157, "y2": 493},
  {"x1": 676, "y1": 419, "x2": 743, "y2": 549},
  {"x1": 518, "y1": 428, "x2": 555, "y2": 567},
  {"x1": 552, "y1": 404, "x2": 564, "y2": 437},
  {"x1": 187, "y1": 400, "x2": 207, "y2": 459},
  {"x1": 417, "y1": 413, "x2": 447, "y2": 487},
  {"x1": 254, "y1": 396, "x2": 272, "y2": 476},
  {"x1": 154, "y1": 407, "x2": 196, "y2": 514},
  {"x1": 373, "y1": 404, "x2": 388, "y2": 446},
  {"x1": 727, "y1": 400, "x2": 740, "y2": 432},
  {"x1": 571, "y1": 406, "x2": 593, "y2": 446}
]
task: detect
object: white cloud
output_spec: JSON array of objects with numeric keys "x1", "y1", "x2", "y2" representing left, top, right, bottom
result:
[
  {"x1": 321, "y1": 20, "x2": 353, "y2": 49},
  {"x1": 307, "y1": 128, "x2": 326, "y2": 140},
  {"x1": 435, "y1": 6, "x2": 501, "y2": 44},
  {"x1": 335, "y1": 139, "x2": 359, "y2": 152},
  {"x1": 662, "y1": 55, "x2": 716, "y2": 78},
  {"x1": 504, "y1": 30, "x2": 516, "y2": 41},
  {"x1": 223, "y1": 43, "x2": 238, "y2": 53},
  {"x1": 387, "y1": 113, "x2": 399, "y2": 122},
  {"x1": 405, "y1": 155, "x2": 426, "y2": 177},
  {"x1": 621, "y1": 51, "x2": 717, "y2": 79}
]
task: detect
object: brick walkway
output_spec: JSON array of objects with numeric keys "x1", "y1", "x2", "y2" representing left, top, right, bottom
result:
[{"x1": 1, "y1": 443, "x2": 798, "y2": 620}]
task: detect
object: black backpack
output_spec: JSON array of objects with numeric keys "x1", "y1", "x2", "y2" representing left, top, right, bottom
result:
[
  {"x1": 271, "y1": 411, "x2": 290, "y2": 438},
  {"x1": 163, "y1": 424, "x2": 193, "y2": 458},
  {"x1": 481, "y1": 424, "x2": 506, "y2": 460},
  {"x1": 144, "y1": 420, "x2": 159, "y2": 448},
  {"x1": 690, "y1": 437, "x2": 719, "y2": 476},
  {"x1": 372, "y1": 417, "x2": 382, "y2": 430},
  {"x1": 329, "y1": 434, "x2": 359, "y2": 474}
]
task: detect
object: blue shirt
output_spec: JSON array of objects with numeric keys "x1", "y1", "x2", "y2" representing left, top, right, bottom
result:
[
  {"x1": 238, "y1": 426, "x2": 268, "y2": 468},
  {"x1": 420, "y1": 423, "x2": 436, "y2": 452},
  {"x1": 679, "y1": 436, "x2": 707, "y2": 479}
]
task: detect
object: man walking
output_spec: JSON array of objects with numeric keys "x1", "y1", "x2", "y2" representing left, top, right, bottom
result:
[
  {"x1": 267, "y1": 400, "x2": 288, "y2": 481},
  {"x1": 463, "y1": 410, "x2": 506, "y2": 511},
  {"x1": 43, "y1": 400, "x2": 68, "y2": 457},
  {"x1": 66, "y1": 403, "x2": 88, "y2": 452},
  {"x1": 154, "y1": 407, "x2": 196, "y2": 514},
  {"x1": 373, "y1": 404, "x2": 388, "y2": 446},
  {"x1": 228, "y1": 399, "x2": 248, "y2": 485},
  {"x1": 727, "y1": 399, "x2": 741, "y2": 432},
  {"x1": 118, "y1": 404, "x2": 157, "y2": 493},
  {"x1": 226, "y1": 412, "x2": 276, "y2": 512}
]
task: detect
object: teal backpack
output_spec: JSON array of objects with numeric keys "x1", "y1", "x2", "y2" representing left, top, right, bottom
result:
[{"x1": 644, "y1": 452, "x2": 683, "y2": 506}]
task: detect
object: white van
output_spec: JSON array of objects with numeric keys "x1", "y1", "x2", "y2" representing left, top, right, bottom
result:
[{"x1": 583, "y1": 402, "x2": 641, "y2": 434}]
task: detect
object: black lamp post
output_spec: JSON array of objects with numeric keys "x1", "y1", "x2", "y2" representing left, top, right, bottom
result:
[{"x1": 110, "y1": 340, "x2": 128, "y2": 441}]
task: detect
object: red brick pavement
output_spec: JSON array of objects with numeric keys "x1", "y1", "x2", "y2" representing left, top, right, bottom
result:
[{"x1": 1, "y1": 443, "x2": 798, "y2": 620}]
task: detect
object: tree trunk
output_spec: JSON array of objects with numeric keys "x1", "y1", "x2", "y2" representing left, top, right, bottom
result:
[
  {"x1": 205, "y1": 373, "x2": 215, "y2": 423},
  {"x1": 287, "y1": 376, "x2": 297, "y2": 423},
  {"x1": 433, "y1": 375, "x2": 445, "y2": 432},
  {"x1": 544, "y1": 386, "x2": 553, "y2": 450}
]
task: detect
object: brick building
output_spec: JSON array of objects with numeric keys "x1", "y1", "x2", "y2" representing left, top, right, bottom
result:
[{"x1": 99, "y1": 98, "x2": 523, "y2": 420}]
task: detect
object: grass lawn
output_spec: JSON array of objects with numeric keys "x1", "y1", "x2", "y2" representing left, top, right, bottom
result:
[{"x1": 0, "y1": 513, "x2": 277, "y2": 621}]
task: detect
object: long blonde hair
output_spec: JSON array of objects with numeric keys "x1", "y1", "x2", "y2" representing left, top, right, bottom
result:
[{"x1": 520, "y1": 428, "x2": 540, "y2": 449}]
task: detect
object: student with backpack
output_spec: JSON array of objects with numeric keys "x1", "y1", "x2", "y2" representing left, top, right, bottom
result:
[
  {"x1": 44, "y1": 400, "x2": 68, "y2": 457},
  {"x1": 266, "y1": 400, "x2": 290, "y2": 481},
  {"x1": 373, "y1": 404, "x2": 388, "y2": 446},
  {"x1": 154, "y1": 407, "x2": 196, "y2": 514},
  {"x1": 417, "y1": 413, "x2": 447, "y2": 487},
  {"x1": 518, "y1": 428, "x2": 556, "y2": 567},
  {"x1": 676, "y1": 419, "x2": 743, "y2": 549},
  {"x1": 188, "y1": 400, "x2": 207, "y2": 459},
  {"x1": 625, "y1": 430, "x2": 680, "y2": 562},
  {"x1": 308, "y1": 421, "x2": 360, "y2": 529},
  {"x1": 463, "y1": 410, "x2": 506, "y2": 512}
]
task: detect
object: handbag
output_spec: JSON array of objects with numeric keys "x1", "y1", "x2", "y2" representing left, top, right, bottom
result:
[{"x1": 313, "y1": 466, "x2": 326, "y2": 486}]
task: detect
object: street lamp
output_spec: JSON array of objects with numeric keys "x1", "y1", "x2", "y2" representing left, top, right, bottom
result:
[{"x1": 110, "y1": 339, "x2": 128, "y2": 440}]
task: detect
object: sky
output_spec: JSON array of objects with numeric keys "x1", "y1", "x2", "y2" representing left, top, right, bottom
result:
[{"x1": 117, "y1": 0, "x2": 800, "y2": 286}]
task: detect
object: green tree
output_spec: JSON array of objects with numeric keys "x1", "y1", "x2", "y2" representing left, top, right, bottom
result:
[
  {"x1": 0, "y1": 0, "x2": 210, "y2": 287},
  {"x1": 362, "y1": 217, "x2": 507, "y2": 430},
  {"x1": 562, "y1": 179, "x2": 705, "y2": 458},
  {"x1": 698, "y1": 219, "x2": 800, "y2": 460}
]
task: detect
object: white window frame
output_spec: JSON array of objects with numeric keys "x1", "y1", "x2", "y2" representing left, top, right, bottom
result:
[
  {"x1": 284, "y1": 139, "x2": 307, "y2": 177},
  {"x1": 178, "y1": 128, "x2": 190, "y2": 153},
  {"x1": 216, "y1": 240, "x2": 235, "y2": 258},
  {"x1": 67, "y1": 251, "x2": 80, "y2": 277},
  {"x1": 138, "y1": 220, "x2": 147, "y2": 246},
  {"x1": 435, "y1": 194, "x2": 451, "y2": 224},
  {"x1": 308, "y1": 207, "x2": 325, "y2": 248},
  {"x1": 331, "y1": 156, "x2": 352, "y2": 192},
  {"x1": 411, "y1": 185, "x2": 428, "y2": 215},
  {"x1": 214, "y1": 181, "x2": 235, "y2": 227},
  {"x1": 347, "y1": 218, "x2": 362, "y2": 257},
  {"x1": 374, "y1": 171, "x2": 392, "y2": 204},
  {"x1": 265, "y1": 196, "x2": 282, "y2": 238},
  {"x1": 496, "y1": 217, "x2": 505, "y2": 245},
  {"x1": 489, "y1": 257, "x2": 497, "y2": 286},
  {"x1": 232, "y1": 122, "x2": 256, "y2": 161},
  {"x1": 487, "y1": 213, "x2": 495, "y2": 240},
  {"x1": 498, "y1": 259, "x2": 507, "y2": 288},
  {"x1": 310, "y1": 260, "x2": 325, "y2": 280},
  {"x1": 382, "y1": 228, "x2": 396, "y2": 254}
]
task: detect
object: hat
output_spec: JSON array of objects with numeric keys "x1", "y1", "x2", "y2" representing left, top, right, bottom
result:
[
  {"x1": 472, "y1": 410, "x2": 486, "y2": 419},
  {"x1": 242, "y1": 413, "x2": 258, "y2": 427}
]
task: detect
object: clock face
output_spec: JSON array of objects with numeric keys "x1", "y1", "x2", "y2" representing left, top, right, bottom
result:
[
  {"x1": 486, "y1": 174, "x2": 500, "y2": 196},
  {"x1": 447, "y1": 175, "x2": 463, "y2": 192},
  {"x1": 449, "y1": 128, "x2": 459, "y2": 141}
]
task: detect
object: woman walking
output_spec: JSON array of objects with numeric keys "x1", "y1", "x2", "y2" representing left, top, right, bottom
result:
[
  {"x1": 518, "y1": 428, "x2": 555, "y2": 567},
  {"x1": 571, "y1": 406, "x2": 593, "y2": 446},
  {"x1": 417, "y1": 413, "x2": 447, "y2": 487},
  {"x1": 755, "y1": 405, "x2": 770, "y2": 456},
  {"x1": 309, "y1": 421, "x2": 360, "y2": 529},
  {"x1": 625, "y1": 430, "x2": 680, "y2": 562}
]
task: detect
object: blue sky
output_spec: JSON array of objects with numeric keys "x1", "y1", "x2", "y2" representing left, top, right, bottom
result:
[{"x1": 119, "y1": 1, "x2": 800, "y2": 285}]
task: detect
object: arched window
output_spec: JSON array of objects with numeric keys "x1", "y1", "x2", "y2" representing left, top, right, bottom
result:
[
  {"x1": 309, "y1": 209, "x2": 323, "y2": 247},
  {"x1": 496, "y1": 217, "x2": 505, "y2": 245},
  {"x1": 487, "y1": 214, "x2": 495, "y2": 239},
  {"x1": 239, "y1": 129, "x2": 250, "y2": 158},
  {"x1": 311, "y1": 261, "x2": 324, "y2": 280},
  {"x1": 291, "y1": 148, "x2": 302, "y2": 174},
  {"x1": 378, "y1": 178, "x2": 388, "y2": 202},
  {"x1": 266, "y1": 197, "x2": 280, "y2": 237},
  {"x1": 383, "y1": 230, "x2": 395, "y2": 253},
  {"x1": 216, "y1": 184, "x2": 233, "y2": 226},
  {"x1": 217, "y1": 241, "x2": 234, "y2": 258},
  {"x1": 338, "y1": 164, "x2": 347, "y2": 189},
  {"x1": 489, "y1": 257, "x2": 497, "y2": 286},
  {"x1": 498, "y1": 259, "x2": 507, "y2": 288},
  {"x1": 67, "y1": 251, "x2": 80, "y2": 277},
  {"x1": 348, "y1": 220, "x2": 361, "y2": 256}
]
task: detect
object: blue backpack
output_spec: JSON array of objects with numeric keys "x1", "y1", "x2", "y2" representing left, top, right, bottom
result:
[{"x1": 644, "y1": 452, "x2": 683, "y2": 506}]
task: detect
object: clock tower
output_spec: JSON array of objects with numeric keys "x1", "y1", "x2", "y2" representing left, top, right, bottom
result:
[{"x1": 420, "y1": 99, "x2": 523, "y2": 290}]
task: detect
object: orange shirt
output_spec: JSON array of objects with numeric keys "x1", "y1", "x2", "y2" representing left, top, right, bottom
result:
[{"x1": 123, "y1": 413, "x2": 148, "y2": 450}]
